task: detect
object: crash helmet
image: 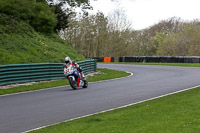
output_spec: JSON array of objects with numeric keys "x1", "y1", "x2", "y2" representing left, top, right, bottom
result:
[{"x1": 64, "y1": 57, "x2": 71, "y2": 64}]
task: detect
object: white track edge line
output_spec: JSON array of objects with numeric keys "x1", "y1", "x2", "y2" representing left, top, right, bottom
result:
[
  {"x1": 90, "y1": 71, "x2": 133, "y2": 84},
  {"x1": 0, "y1": 71, "x2": 133, "y2": 97},
  {"x1": 23, "y1": 84, "x2": 200, "y2": 133}
]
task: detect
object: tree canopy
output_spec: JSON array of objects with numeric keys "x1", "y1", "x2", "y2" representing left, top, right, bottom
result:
[
  {"x1": 0, "y1": 0, "x2": 92, "y2": 33},
  {"x1": 51, "y1": 0, "x2": 92, "y2": 32},
  {"x1": 62, "y1": 12, "x2": 200, "y2": 57},
  {"x1": 0, "y1": 0, "x2": 57, "y2": 33}
]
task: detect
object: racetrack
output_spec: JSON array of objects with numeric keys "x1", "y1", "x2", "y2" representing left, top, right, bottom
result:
[{"x1": 1, "y1": 64, "x2": 200, "y2": 133}]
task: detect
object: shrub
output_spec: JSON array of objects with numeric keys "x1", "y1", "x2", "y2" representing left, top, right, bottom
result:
[{"x1": 0, "y1": 0, "x2": 57, "y2": 33}]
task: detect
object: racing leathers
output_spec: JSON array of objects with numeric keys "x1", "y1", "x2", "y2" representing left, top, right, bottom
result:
[{"x1": 63, "y1": 60, "x2": 86, "y2": 81}]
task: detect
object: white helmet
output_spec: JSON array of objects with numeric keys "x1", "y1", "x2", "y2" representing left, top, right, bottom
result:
[{"x1": 64, "y1": 57, "x2": 71, "y2": 64}]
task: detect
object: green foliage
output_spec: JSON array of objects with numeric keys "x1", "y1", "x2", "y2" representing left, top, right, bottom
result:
[
  {"x1": 0, "y1": 14, "x2": 85, "y2": 65},
  {"x1": 0, "y1": 0, "x2": 57, "y2": 33},
  {"x1": 123, "y1": 17, "x2": 200, "y2": 56},
  {"x1": 49, "y1": 0, "x2": 92, "y2": 32},
  {"x1": 151, "y1": 32, "x2": 167, "y2": 50},
  {"x1": 30, "y1": 2, "x2": 57, "y2": 33},
  {"x1": 48, "y1": 0, "x2": 90, "y2": 7},
  {"x1": 0, "y1": 0, "x2": 93, "y2": 33},
  {"x1": 0, "y1": 14, "x2": 34, "y2": 34},
  {"x1": 54, "y1": 4, "x2": 70, "y2": 32},
  {"x1": 0, "y1": 0, "x2": 34, "y2": 22}
]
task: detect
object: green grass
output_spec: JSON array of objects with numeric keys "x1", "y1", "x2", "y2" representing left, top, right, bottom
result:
[
  {"x1": 87, "y1": 68, "x2": 129, "y2": 82},
  {"x1": 103, "y1": 62, "x2": 200, "y2": 67},
  {"x1": 30, "y1": 86, "x2": 200, "y2": 133},
  {"x1": 0, "y1": 13, "x2": 85, "y2": 65},
  {"x1": 0, "y1": 68, "x2": 130, "y2": 95}
]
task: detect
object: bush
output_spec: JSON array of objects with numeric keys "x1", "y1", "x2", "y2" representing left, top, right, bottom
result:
[
  {"x1": 30, "y1": 2, "x2": 57, "y2": 33},
  {"x1": 0, "y1": 13, "x2": 33, "y2": 34},
  {"x1": 0, "y1": 0, "x2": 57, "y2": 33}
]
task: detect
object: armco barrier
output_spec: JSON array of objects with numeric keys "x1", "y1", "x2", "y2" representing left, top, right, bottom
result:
[
  {"x1": 0, "y1": 60, "x2": 97, "y2": 86},
  {"x1": 119, "y1": 56, "x2": 200, "y2": 63}
]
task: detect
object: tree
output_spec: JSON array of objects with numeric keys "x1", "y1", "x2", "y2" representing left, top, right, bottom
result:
[
  {"x1": 53, "y1": 3, "x2": 70, "y2": 31},
  {"x1": 155, "y1": 24, "x2": 200, "y2": 56},
  {"x1": 63, "y1": 9, "x2": 134, "y2": 57},
  {"x1": 63, "y1": 12, "x2": 109, "y2": 57},
  {"x1": 126, "y1": 17, "x2": 186, "y2": 56},
  {"x1": 48, "y1": 0, "x2": 92, "y2": 32},
  {"x1": 106, "y1": 9, "x2": 133, "y2": 57}
]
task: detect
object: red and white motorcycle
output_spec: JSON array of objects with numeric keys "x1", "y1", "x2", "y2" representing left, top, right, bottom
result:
[{"x1": 63, "y1": 64, "x2": 88, "y2": 90}]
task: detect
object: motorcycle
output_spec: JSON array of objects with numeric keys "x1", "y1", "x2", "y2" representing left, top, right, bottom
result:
[{"x1": 63, "y1": 64, "x2": 88, "y2": 90}]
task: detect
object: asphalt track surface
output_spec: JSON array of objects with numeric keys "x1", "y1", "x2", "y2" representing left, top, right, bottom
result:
[{"x1": 1, "y1": 64, "x2": 200, "y2": 133}]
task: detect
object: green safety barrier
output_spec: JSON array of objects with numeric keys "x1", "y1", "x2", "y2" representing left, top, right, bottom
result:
[{"x1": 0, "y1": 60, "x2": 97, "y2": 86}]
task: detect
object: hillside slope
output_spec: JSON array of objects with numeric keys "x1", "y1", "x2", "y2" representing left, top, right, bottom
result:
[{"x1": 0, "y1": 13, "x2": 85, "y2": 65}]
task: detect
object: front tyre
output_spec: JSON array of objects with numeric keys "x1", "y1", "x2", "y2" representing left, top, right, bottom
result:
[{"x1": 69, "y1": 77, "x2": 77, "y2": 90}]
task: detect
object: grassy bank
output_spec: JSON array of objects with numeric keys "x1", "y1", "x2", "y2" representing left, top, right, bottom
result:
[
  {"x1": 0, "y1": 13, "x2": 85, "y2": 65},
  {"x1": 30, "y1": 86, "x2": 200, "y2": 133},
  {"x1": 0, "y1": 68, "x2": 130, "y2": 95}
]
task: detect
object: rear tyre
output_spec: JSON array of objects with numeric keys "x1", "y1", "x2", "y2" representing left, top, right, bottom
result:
[
  {"x1": 82, "y1": 80, "x2": 88, "y2": 88},
  {"x1": 69, "y1": 77, "x2": 77, "y2": 90}
]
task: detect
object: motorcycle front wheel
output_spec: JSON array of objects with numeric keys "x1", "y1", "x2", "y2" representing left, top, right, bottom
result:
[{"x1": 69, "y1": 77, "x2": 77, "y2": 90}]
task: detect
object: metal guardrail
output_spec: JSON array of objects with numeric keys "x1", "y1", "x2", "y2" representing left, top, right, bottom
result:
[
  {"x1": 0, "y1": 60, "x2": 97, "y2": 86},
  {"x1": 119, "y1": 56, "x2": 200, "y2": 63}
]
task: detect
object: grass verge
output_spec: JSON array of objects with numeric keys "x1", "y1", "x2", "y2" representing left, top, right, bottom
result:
[
  {"x1": 30, "y1": 86, "x2": 200, "y2": 133},
  {"x1": 0, "y1": 68, "x2": 130, "y2": 95},
  {"x1": 102, "y1": 62, "x2": 200, "y2": 67}
]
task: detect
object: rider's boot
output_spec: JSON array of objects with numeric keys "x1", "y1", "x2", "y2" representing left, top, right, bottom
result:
[{"x1": 81, "y1": 72, "x2": 86, "y2": 81}]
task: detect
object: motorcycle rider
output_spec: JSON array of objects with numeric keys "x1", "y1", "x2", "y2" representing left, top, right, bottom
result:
[{"x1": 63, "y1": 57, "x2": 86, "y2": 81}]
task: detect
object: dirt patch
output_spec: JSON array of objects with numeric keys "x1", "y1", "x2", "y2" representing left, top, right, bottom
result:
[
  {"x1": 0, "y1": 80, "x2": 52, "y2": 90},
  {"x1": 85, "y1": 71, "x2": 101, "y2": 77}
]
